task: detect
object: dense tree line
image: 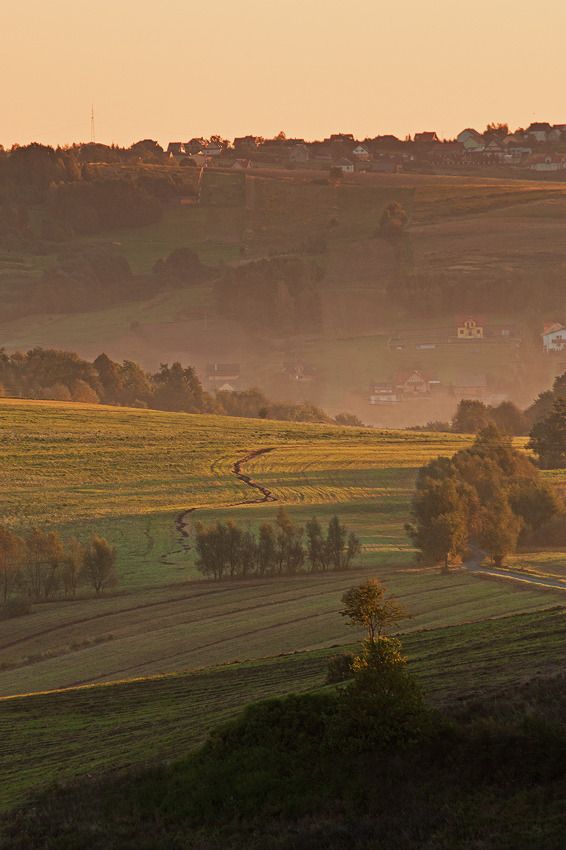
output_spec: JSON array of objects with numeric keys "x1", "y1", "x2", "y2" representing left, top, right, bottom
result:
[
  {"x1": 0, "y1": 346, "x2": 356, "y2": 425},
  {"x1": 524, "y1": 370, "x2": 566, "y2": 429},
  {"x1": 448, "y1": 373, "x2": 566, "y2": 469},
  {"x1": 0, "y1": 143, "x2": 195, "y2": 257},
  {"x1": 215, "y1": 256, "x2": 323, "y2": 333},
  {"x1": 30, "y1": 244, "x2": 210, "y2": 315},
  {"x1": 194, "y1": 510, "x2": 361, "y2": 580},
  {"x1": 45, "y1": 179, "x2": 163, "y2": 236},
  {"x1": 390, "y1": 267, "x2": 566, "y2": 318},
  {"x1": 450, "y1": 372, "x2": 566, "y2": 436},
  {"x1": 407, "y1": 426, "x2": 563, "y2": 569},
  {"x1": 529, "y1": 397, "x2": 566, "y2": 469},
  {"x1": 0, "y1": 527, "x2": 117, "y2": 611},
  {"x1": 451, "y1": 399, "x2": 528, "y2": 435}
]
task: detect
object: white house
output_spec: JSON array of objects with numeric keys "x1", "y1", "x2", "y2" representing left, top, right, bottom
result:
[
  {"x1": 333, "y1": 158, "x2": 354, "y2": 174},
  {"x1": 528, "y1": 154, "x2": 566, "y2": 172},
  {"x1": 456, "y1": 129, "x2": 485, "y2": 151},
  {"x1": 542, "y1": 323, "x2": 566, "y2": 352},
  {"x1": 352, "y1": 145, "x2": 370, "y2": 161}
]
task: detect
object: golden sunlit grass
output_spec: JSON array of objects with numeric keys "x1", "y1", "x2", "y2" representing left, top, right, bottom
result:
[{"x1": 0, "y1": 398, "x2": 562, "y2": 702}]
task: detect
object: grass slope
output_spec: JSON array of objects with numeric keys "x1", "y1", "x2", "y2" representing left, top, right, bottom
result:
[
  {"x1": 1, "y1": 607, "x2": 565, "y2": 814},
  {"x1": 0, "y1": 398, "x2": 473, "y2": 583},
  {"x1": 2, "y1": 566, "x2": 562, "y2": 697},
  {"x1": 0, "y1": 399, "x2": 563, "y2": 698},
  {"x1": 2, "y1": 171, "x2": 566, "y2": 421}
]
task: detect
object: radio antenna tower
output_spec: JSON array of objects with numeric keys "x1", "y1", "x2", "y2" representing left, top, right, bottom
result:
[{"x1": 90, "y1": 105, "x2": 96, "y2": 143}]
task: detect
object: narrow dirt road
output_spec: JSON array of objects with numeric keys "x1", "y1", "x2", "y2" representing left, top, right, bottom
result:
[
  {"x1": 464, "y1": 549, "x2": 566, "y2": 592},
  {"x1": 175, "y1": 447, "x2": 278, "y2": 545},
  {"x1": 232, "y1": 447, "x2": 278, "y2": 504}
]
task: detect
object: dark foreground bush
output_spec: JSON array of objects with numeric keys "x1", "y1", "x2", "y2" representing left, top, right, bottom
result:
[
  {"x1": 325, "y1": 651, "x2": 354, "y2": 684},
  {"x1": 3, "y1": 678, "x2": 566, "y2": 850}
]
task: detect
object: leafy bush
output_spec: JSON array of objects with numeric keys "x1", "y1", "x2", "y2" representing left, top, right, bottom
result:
[{"x1": 326, "y1": 652, "x2": 354, "y2": 684}]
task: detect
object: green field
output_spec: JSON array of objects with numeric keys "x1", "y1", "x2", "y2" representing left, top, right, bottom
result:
[
  {"x1": 0, "y1": 399, "x2": 564, "y2": 698},
  {"x1": 0, "y1": 397, "x2": 565, "y2": 816},
  {"x1": 1, "y1": 607, "x2": 565, "y2": 813},
  {"x1": 0, "y1": 397, "x2": 473, "y2": 581}
]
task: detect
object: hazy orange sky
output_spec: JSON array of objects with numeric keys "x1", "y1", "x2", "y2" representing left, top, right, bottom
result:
[{"x1": 3, "y1": 0, "x2": 565, "y2": 147}]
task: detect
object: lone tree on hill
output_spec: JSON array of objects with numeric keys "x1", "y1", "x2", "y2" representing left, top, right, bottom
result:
[
  {"x1": 334, "y1": 581, "x2": 426, "y2": 749},
  {"x1": 341, "y1": 579, "x2": 406, "y2": 646}
]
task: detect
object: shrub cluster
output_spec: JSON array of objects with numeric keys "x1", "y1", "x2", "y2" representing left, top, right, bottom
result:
[
  {"x1": 0, "y1": 527, "x2": 117, "y2": 605},
  {"x1": 407, "y1": 426, "x2": 563, "y2": 568},
  {"x1": 195, "y1": 509, "x2": 362, "y2": 580}
]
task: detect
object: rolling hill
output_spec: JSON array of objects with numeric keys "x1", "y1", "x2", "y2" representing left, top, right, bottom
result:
[
  {"x1": 2, "y1": 168, "x2": 566, "y2": 423},
  {"x1": 0, "y1": 397, "x2": 565, "y2": 821}
]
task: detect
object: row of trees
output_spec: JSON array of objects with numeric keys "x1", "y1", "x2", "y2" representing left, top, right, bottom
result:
[
  {"x1": 0, "y1": 347, "x2": 361, "y2": 426},
  {"x1": 0, "y1": 528, "x2": 117, "y2": 607},
  {"x1": 407, "y1": 426, "x2": 563, "y2": 569},
  {"x1": 451, "y1": 399, "x2": 529, "y2": 437},
  {"x1": 195, "y1": 510, "x2": 362, "y2": 580},
  {"x1": 390, "y1": 267, "x2": 566, "y2": 319}
]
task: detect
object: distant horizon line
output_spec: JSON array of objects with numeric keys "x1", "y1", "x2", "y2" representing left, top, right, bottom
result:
[{"x1": 3, "y1": 119, "x2": 566, "y2": 151}]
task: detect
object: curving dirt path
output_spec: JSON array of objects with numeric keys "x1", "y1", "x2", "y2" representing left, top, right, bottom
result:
[
  {"x1": 232, "y1": 447, "x2": 278, "y2": 505},
  {"x1": 174, "y1": 447, "x2": 278, "y2": 547}
]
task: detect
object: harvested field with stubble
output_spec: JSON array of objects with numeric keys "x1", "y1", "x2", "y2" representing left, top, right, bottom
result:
[
  {"x1": 0, "y1": 398, "x2": 563, "y2": 701},
  {"x1": 1, "y1": 565, "x2": 562, "y2": 698},
  {"x1": 0, "y1": 398, "x2": 474, "y2": 584}
]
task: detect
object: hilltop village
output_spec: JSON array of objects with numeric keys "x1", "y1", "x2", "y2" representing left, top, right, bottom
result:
[{"x1": 164, "y1": 122, "x2": 566, "y2": 174}]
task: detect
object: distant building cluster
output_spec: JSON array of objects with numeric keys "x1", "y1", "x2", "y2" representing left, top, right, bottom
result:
[
  {"x1": 369, "y1": 316, "x2": 521, "y2": 407},
  {"x1": 166, "y1": 122, "x2": 566, "y2": 174},
  {"x1": 369, "y1": 370, "x2": 489, "y2": 406}
]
